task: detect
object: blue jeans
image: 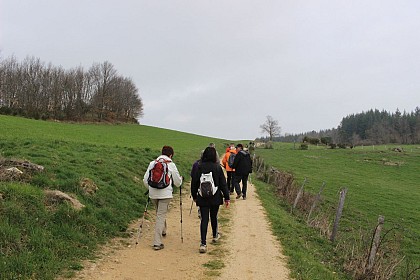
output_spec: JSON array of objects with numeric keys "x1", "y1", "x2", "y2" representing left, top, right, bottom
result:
[
  {"x1": 234, "y1": 174, "x2": 249, "y2": 197},
  {"x1": 199, "y1": 205, "x2": 219, "y2": 245}
]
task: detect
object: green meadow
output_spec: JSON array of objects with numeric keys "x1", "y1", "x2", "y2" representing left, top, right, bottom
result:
[
  {"x1": 254, "y1": 142, "x2": 420, "y2": 279},
  {"x1": 1, "y1": 115, "x2": 419, "y2": 279}
]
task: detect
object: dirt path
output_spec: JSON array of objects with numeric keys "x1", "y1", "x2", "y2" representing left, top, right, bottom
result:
[
  {"x1": 218, "y1": 182, "x2": 290, "y2": 280},
  {"x1": 73, "y1": 182, "x2": 290, "y2": 280}
]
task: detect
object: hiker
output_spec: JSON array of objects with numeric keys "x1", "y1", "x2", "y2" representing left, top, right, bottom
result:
[
  {"x1": 208, "y1": 142, "x2": 220, "y2": 163},
  {"x1": 191, "y1": 146, "x2": 230, "y2": 253},
  {"x1": 190, "y1": 153, "x2": 202, "y2": 219},
  {"x1": 231, "y1": 143, "x2": 253, "y2": 200},
  {"x1": 143, "y1": 145, "x2": 183, "y2": 250},
  {"x1": 190, "y1": 143, "x2": 219, "y2": 219},
  {"x1": 221, "y1": 143, "x2": 237, "y2": 193}
]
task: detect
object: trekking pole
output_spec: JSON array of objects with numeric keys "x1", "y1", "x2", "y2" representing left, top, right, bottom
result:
[
  {"x1": 136, "y1": 190, "x2": 150, "y2": 246},
  {"x1": 189, "y1": 194, "x2": 194, "y2": 215},
  {"x1": 180, "y1": 184, "x2": 183, "y2": 243}
]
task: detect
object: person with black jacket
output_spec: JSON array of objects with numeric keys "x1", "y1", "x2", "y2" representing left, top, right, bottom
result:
[
  {"x1": 231, "y1": 143, "x2": 253, "y2": 200},
  {"x1": 191, "y1": 146, "x2": 230, "y2": 253}
]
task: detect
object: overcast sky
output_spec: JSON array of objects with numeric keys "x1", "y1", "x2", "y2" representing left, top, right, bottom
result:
[{"x1": 1, "y1": 1, "x2": 419, "y2": 140}]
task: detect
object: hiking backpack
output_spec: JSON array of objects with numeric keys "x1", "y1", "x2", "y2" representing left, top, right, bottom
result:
[
  {"x1": 227, "y1": 153, "x2": 236, "y2": 168},
  {"x1": 147, "y1": 159, "x2": 171, "y2": 189},
  {"x1": 199, "y1": 171, "x2": 217, "y2": 198}
]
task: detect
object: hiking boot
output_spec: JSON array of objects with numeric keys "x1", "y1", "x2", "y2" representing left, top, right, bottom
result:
[
  {"x1": 153, "y1": 244, "x2": 164, "y2": 250},
  {"x1": 236, "y1": 193, "x2": 242, "y2": 199},
  {"x1": 199, "y1": 244, "x2": 207, "y2": 253},
  {"x1": 212, "y1": 233, "x2": 220, "y2": 243}
]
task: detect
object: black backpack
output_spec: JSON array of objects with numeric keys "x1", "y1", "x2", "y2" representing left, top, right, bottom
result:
[
  {"x1": 228, "y1": 153, "x2": 236, "y2": 168},
  {"x1": 240, "y1": 150, "x2": 252, "y2": 173}
]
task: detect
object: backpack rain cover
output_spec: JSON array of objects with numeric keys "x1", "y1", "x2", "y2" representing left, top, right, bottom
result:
[{"x1": 199, "y1": 171, "x2": 217, "y2": 198}]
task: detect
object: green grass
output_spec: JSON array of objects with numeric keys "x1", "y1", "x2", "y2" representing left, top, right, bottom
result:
[
  {"x1": 3, "y1": 115, "x2": 418, "y2": 279},
  {"x1": 0, "y1": 115, "x2": 231, "y2": 279},
  {"x1": 255, "y1": 179, "x2": 347, "y2": 279},
  {"x1": 254, "y1": 142, "x2": 420, "y2": 279}
]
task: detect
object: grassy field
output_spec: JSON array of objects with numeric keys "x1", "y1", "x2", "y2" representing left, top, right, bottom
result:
[
  {"x1": 2, "y1": 115, "x2": 419, "y2": 279},
  {"x1": 0, "y1": 115, "x2": 229, "y2": 279},
  {"x1": 254, "y1": 142, "x2": 420, "y2": 279}
]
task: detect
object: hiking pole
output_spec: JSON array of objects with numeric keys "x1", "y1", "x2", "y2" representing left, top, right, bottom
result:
[
  {"x1": 180, "y1": 184, "x2": 184, "y2": 243},
  {"x1": 136, "y1": 190, "x2": 150, "y2": 246},
  {"x1": 189, "y1": 194, "x2": 194, "y2": 215}
]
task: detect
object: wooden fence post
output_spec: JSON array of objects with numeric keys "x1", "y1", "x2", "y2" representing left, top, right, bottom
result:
[
  {"x1": 307, "y1": 181, "x2": 326, "y2": 224},
  {"x1": 367, "y1": 215, "x2": 385, "y2": 271},
  {"x1": 330, "y1": 187, "x2": 348, "y2": 242},
  {"x1": 291, "y1": 177, "x2": 307, "y2": 213},
  {"x1": 258, "y1": 158, "x2": 264, "y2": 172}
]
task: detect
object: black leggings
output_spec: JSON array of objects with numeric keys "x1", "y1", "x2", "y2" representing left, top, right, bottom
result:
[
  {"x1": 226, "y1": 171, "x2": 234, "y2": 191},
  {"x1": 199, "y1": 205, "x2": 220, "y2": 245}
]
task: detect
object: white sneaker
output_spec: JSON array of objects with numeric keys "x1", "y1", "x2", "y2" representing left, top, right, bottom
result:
[
  {"x1": 199, "y1": 244, "x2": 207, "y2": 253},
  {"x1": 212, "y1": 233, "x2": 220, "y2": 243}
]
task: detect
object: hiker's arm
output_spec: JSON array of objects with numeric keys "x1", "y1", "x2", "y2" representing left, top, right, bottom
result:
[
  {"x1": 170, "y1": 163, "x2": 183, "y2": 187},
  {"x1": 218, "y1": 166, "x2": 229, "y2": 200},
  {"x1": 221, "y1": 153, "x2": 227, "y2": 168},
  {"x1": 250, "y1": 156, "x2": 253, "y2": 173},
  {"x1": 142, "y1": 162, "x2": 153, "y2": 187},
  {"x1": 191, "y1": 167, "x2": 200, "y2": 200}
]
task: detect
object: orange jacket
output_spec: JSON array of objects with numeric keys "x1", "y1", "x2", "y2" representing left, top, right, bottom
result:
[{"x1": 222, "y1": 148, "x2": 237, "y2": 172}]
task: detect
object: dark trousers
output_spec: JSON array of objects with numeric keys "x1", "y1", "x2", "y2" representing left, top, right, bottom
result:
[
  {"x1": 234, "y1": 174, "x2": 249, "y2": 197},
  {"x1": 226, "y1": 171, "x2": 234, "y2": 192},
  {"x1": 199, "y1": 205, "x2": 220, "y2": 245}
]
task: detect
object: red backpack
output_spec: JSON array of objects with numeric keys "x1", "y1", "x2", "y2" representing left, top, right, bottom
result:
[{"x1": 147, "y1": 159, "x2": 171, "y2": 189}]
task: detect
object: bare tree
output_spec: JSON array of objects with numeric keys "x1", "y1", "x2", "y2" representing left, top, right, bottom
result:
[
  {"x1": 89, "y1": 61, "x2": 117, "y2": 121},
  {"x1": 260, "y1": 115, "x2": 281, "y2": 140},
  {"x1": 0, "y1": 55, "x2": 143, "y2": 123}
]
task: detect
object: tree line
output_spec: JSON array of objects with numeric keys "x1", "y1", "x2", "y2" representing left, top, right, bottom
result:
[
  {"x1": 338, "y1": 108, "x2": 420, "y2": 145},
  {"x1": 259, "y1": 108, "x2": 420, "y2": 145},
  {"x1": 0, "y1": 55, "x2": 143, "y2": 123}
]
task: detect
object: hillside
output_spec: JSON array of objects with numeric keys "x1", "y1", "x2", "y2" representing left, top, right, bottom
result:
[{"x1": 0, "y1": 115, "x2": 230, "y2": 279}]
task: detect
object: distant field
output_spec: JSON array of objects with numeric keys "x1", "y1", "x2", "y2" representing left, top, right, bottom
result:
[{"x1": 255, "y1": 142, "x2": 420, "y2": 270}]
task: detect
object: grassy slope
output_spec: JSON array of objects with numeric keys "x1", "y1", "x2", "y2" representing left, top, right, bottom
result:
[
  {"x1": 255, "y1": 142, "x2": 420, "y2": 278},
  {"x1": 0, "y1": 115, "x2": 229, "y2": 279}
]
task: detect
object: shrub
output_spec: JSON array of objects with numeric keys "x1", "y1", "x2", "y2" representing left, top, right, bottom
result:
[{"x1": 300, "y1": 143, "x2": 308, "y2": 150}]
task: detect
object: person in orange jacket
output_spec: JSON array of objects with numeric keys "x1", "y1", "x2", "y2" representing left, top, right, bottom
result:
[{"x1": 222, "y1": 143, "x2": 237, "y2": 193}]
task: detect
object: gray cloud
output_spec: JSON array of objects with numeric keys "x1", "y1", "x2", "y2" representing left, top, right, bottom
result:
[{"x1": 1, "y1": 0, "x2": 419, "y2": 139}]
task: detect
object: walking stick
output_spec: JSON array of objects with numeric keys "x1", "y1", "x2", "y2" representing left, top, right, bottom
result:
[
  {"x1": 180, "y1": 184, "x2": 183, "y2": 243},
  {"x1": 189, "y1": 195, "x2": 194, "y2": 215},
  {"x1": 136, "y1": 191, "x2": 150, "y2": 246}
]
